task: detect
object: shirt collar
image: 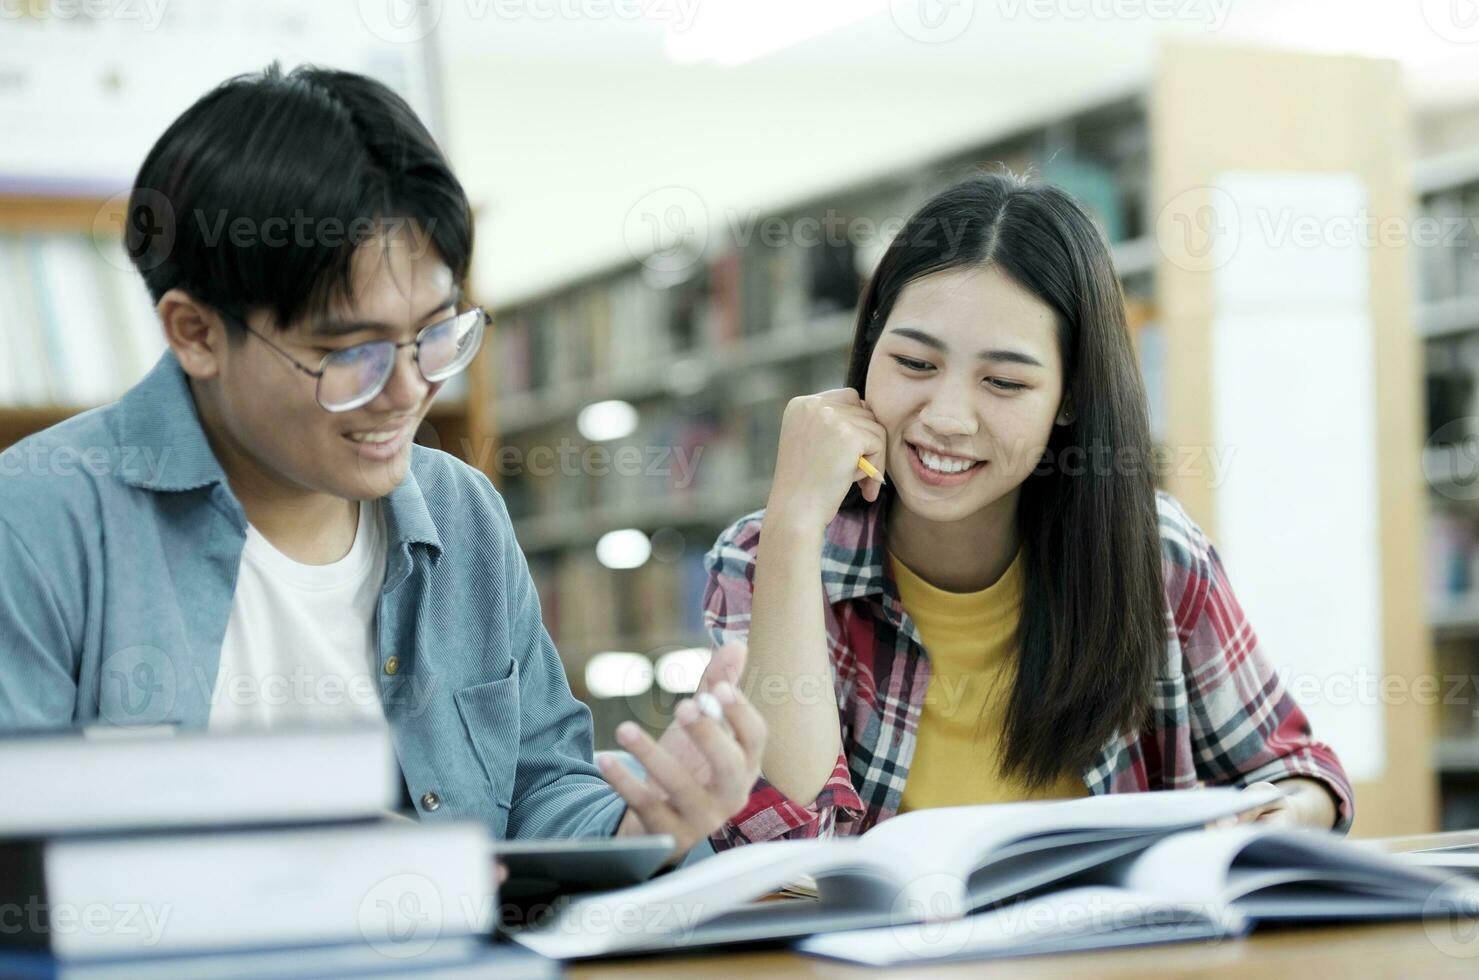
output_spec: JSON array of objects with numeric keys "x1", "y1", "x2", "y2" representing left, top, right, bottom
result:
[
  {"x1": 119, "y1": 352, "x2": 441, "y2": 559},
  {"x1": 118, "y1": 352, "x2": 230, "y2": 494},
  {"x1": 383, "y1": 466, "x2": 442, "y2": 559}
]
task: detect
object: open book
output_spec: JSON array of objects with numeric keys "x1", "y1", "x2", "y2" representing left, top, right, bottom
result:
[
  {"x1": 1119, "y1": 825, "x2": 1479, "y2": 920},
  {"x1": 1395, "y1": 846, "x2": 1479, "y2": 877},
  {"x1": 796, "y1": 824, "x2": 1479, "y2": 966},
  {"x1": 511, "y1": 786, "x2": 1280, "y2": 959}
]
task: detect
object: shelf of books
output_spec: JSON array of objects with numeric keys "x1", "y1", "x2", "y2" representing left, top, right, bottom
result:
[
  {"x1": 0, "y1": 211, "x2": 166, "y2": 417},
  {"x1": 1415, "y1": 123, "x2": 1479, "y2": 831},
  {"x1": 490, "y1": 44, "x2": 1434, "y2": 839},
  {"x1": 0, "y1": 195, "x2": 484, "y2": 464},
  {"x1": 484, "y1": 95, "x2": 1164, "y2": 744},
  {"x1": 0, "y1": 8, "x2": 460, "y2": 457}
]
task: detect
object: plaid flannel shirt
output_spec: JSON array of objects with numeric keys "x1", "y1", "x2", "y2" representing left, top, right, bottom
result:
[{"x1": 702, "y1": 490, "x2": 1355, "y2": 848}]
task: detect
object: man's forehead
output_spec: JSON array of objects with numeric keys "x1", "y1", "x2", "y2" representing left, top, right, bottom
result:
[
  {"x1": 330, "y1": 251, "x2": 456, "y2": 319},
  {"x1": 308, "y1": 277, "x2": 461, "y2": 337}
]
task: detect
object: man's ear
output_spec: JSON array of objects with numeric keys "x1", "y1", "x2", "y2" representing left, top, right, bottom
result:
[
  {"x1": 158, "y1": 289, "x2": 226, "y2": 380},
  {"x1": 1055, "y1": 396, "x2": 1076, "y2": 427}
]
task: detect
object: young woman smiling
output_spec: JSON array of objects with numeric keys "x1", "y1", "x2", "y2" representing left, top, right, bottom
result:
[{"x1": 700, "y1": 172, "x2": 1352, "y2": 847}]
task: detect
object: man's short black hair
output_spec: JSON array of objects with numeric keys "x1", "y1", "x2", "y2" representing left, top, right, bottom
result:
[{"x1": 126, "y1": 61, "x2": 472, "y2": 333}]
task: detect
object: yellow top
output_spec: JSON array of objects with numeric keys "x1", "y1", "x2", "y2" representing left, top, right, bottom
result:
[{"x1": 890, "y1": 547, "x2": 1087, "y2": 812}]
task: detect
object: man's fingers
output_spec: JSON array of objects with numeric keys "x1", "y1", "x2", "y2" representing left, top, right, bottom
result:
[
  {"x1": 677, "y1": 701, "x2": 746, "y2": 795},
  {"x1": 598, "y1": 751, "x2": 663, "y2": 809},
  {"x1": 597, "y1": 752, "x2": 684, "y2": 836},
  {"x1": 617, "y1": 722, "x2": 723, "y2": 828}
]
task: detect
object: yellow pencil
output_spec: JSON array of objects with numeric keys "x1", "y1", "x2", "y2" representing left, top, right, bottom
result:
[{"x1": 856, "y1": 456, "x2": 885, "y2": 484}]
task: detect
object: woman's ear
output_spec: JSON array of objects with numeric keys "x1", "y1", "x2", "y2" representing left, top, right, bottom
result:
[{"x1": 1055, "y1": 397, "x2": 1076, "y2": 427}]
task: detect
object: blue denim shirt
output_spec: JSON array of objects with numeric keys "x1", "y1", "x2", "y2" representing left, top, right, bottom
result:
[{"x1": 0, "y1": 353, "x2": 626, "y2": 841}]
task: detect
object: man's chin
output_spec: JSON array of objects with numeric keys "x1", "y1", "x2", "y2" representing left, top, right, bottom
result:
[{"x1": 345, "y1": 441, "x2": 414, "y2": 500}]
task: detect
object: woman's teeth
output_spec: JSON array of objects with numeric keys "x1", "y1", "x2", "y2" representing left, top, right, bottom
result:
[{"x1": 916, "y1": 447, "x2": 976, "y2": 474}]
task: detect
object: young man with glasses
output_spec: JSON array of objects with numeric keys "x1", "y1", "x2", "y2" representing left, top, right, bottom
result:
[{"x1": 0, "y1": 64, "x2": 763, "y2": 862}]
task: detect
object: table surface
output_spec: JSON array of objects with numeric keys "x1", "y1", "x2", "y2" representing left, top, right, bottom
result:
[{"x1": 569, "y1": 831, "x2": 1479, "y2": 979}]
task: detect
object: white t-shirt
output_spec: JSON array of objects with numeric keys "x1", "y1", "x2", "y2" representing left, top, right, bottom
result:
[{"x1": 209, "y1": 500, "x2": 389, "y2": 730}]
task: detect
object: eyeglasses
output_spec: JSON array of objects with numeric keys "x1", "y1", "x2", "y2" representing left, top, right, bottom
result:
[{"x1": 224, "y1": 307, "x2": 489, "y2": 413}]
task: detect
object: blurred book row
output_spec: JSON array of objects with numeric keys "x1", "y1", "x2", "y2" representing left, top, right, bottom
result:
[
  {"x1": 484, "y1": 101, "x2": 1162, "y2": 726},
  {"x1": 530, "y1": 546, "x2": 710, "y2": 667},
  {"x1": 491, "y1": 231, "x2": 866, "y2": 426},
  {"x1": 1417, "y1": 176, "x2": 1479, "y2": 311},
  {"x1": 0, "y1": 234, "x2": 164, "y2": 408}
]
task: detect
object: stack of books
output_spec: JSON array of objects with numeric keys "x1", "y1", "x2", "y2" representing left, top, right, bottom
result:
[{"x1": 0, "y1": 725, "x2": 553, "y2": 978}]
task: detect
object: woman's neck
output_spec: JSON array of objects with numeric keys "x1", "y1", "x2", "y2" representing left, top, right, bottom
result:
[{"x1": 885, "y1": 490, "x2": 1021, "y2": 593}]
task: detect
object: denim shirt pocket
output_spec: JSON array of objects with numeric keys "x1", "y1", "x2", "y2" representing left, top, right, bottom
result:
[{"x1": 453, "y1": 659, "x2": 522, "y2": 827}]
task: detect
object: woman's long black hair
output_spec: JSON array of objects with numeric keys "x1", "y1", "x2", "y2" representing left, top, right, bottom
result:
[{"x1": 843, "y1": 171, "x2": 1164, "y2": 787}]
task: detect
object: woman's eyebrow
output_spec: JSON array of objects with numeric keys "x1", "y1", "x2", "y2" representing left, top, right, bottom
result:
[
  {"x1": 887, "y1": 326, "x2": 1045, "y2": 368},
  {"x1": 310, "y1": 287, "x2": 462, "y2": 338}
]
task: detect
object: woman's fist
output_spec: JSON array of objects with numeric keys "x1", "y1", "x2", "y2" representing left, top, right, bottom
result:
[{"x1": 766, "y1": 388, "x2": 887, "y2": 533}]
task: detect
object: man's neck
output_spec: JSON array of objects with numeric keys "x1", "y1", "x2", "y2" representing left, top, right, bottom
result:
[
  {"x1": 192, "y1": 386, "x2": 360, "y2": 565},
  {"x1": 243, "y1": 488, "x2": 360, "y2": 565}
]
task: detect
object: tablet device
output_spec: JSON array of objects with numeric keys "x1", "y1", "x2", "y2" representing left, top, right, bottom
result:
[{"x1": 494, "y1": 833, "x2": 676, "y2": 900}]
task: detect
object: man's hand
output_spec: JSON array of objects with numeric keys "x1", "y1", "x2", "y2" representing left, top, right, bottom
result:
[
  {"x1": 600, "y1": 643, "x2": 763, "y2": 863},
  {"x1": 648, "y1": 641, "x2": 748, "y2": 787}
]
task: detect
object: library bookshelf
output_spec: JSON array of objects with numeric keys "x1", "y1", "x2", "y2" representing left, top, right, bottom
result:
[
  {"x1": 482, "y1": 41, "x2": 1437, "y2": 838},
  {"x1": 2, "y1": 42, "x2": 1456, "y2": 839},
  {"x1": 1413, "y1": 123, "x2": 1479, "y2": 832},
  {"x1": 0, "y1": 192, "x2": 491, "y2": 470}
]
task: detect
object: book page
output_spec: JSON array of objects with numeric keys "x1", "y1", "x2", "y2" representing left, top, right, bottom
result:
[
  {"x1": 514, "y1": 837, "x2": 902, "y2": 958},
  {"x1": 1123, "y1": 825, "x2": 1479, "y2": 913},
  {"x1": 797, "y1": 886, "x2": 1243, "y2": 966},
  {"x1": 859, "y1": 786, "x2": 1282, "y2": 879}
]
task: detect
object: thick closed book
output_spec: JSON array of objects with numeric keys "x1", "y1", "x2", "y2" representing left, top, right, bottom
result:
[
  {"x1": 0, "y1": 936, "x2": 560, "y2": 980},
  {"x1": 511, "y1": 786, "x2": 1280, "y2": 959},
  {"x1": 0, "y1": 821, "x2": 494, "y2": 962},
  {"x1": 0, "y1": 725, "x2": 399, "y2": 836}
]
